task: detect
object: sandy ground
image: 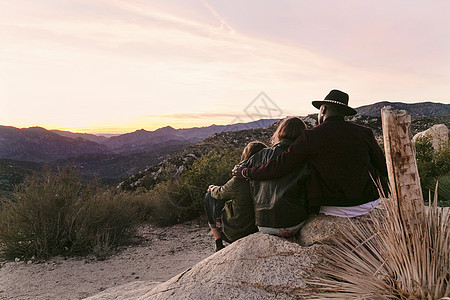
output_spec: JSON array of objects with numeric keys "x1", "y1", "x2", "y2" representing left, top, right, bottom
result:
[{"x1": 0, "y1": 219, "x2": 215, "y2": 300}]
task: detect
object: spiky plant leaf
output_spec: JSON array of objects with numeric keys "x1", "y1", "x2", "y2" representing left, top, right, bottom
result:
[{"x1": 308, "y1": 191, "x2": 449, "y2": 299}]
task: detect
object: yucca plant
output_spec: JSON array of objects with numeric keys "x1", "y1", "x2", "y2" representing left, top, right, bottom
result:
[
  {"x1": 308, "y1": 182, "x2": 450, "y2": 299},
  {"x1": 427, "y1": 175, "x2": 450, "y2": 206}
]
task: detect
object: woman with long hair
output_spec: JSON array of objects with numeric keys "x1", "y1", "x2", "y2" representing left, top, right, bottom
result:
[{"x1": 242, "y1": 116, "x2": 309, "y2": 237}]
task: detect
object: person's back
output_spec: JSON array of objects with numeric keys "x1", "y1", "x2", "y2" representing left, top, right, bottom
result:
[
  {"x1": 242, "y1": 116, "x2": 309, "y2": 237},
  {"x1": 204, "y1": 141, "x2": 267, "y2": 251},
  {"x1": 245, "y1": 139, "x2": 308, "y2": 232},
  {"x1": 301, "y1": 115, "x2": 385, "y2": 208}
]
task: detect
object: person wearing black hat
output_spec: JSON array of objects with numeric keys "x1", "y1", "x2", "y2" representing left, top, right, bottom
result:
[{"x1": 233, "y1": 89, "x2": 387, "y2": 217}]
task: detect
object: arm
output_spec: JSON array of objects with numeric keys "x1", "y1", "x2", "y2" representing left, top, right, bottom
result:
[
  {"x1": 210, "y1": 177, "x2": 236, "y2": 200},
  {"x1": 248, "y1": 134, "x2": 309, "y2": 180}
]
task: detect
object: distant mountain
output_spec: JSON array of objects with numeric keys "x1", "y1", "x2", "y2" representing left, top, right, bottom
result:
[
  {"x1": 0, "y1": 126, "x2": 107, "y2": 163},
  {"x1": 105, "y1": 126, "x2": 184, "y2": 154},
  {"x1": 356, "y1": 101, "x2": 449, "y2": 117},
  {"x1": 0, "y1": 119, "x2": 280, "y2": 186},
  {"x1": 50, "y1": 130, "x2": 109, "y2": 144},
  {"x1": 1, "y1": 101, "x2": 447, "y2": 191},
  {"x1": 105, "y1": 119, "x2": 280, "y2": 155}
]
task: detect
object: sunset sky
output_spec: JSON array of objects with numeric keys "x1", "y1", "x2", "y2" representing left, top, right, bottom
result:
[{"x1": 1, "y1": 0, "x2": 449, "y2": 134}]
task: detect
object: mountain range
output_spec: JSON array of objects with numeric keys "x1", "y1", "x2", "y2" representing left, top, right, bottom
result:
[
  {"x1": 0, "y1": 119, "x2": 280, "y2": 185},
  {"x1": 0, "y1": 101, "x2": 448, "y2": 191},
  {"x1": 355, "y1": 101, "x2": 449, "y2": 117}
]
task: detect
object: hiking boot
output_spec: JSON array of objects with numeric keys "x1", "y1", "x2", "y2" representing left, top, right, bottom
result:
[{"x1": 215, "y1": 238, "x2": 225, "y2": 252}]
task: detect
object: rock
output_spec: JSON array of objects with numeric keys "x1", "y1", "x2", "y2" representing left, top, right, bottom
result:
[
  {"x1": 297, "y1": 204, "x2": 385, "y2": 247},
  {"x1": 139, "y1": 233, "x2": 323, "y2": 299},
  {"x1": 413, "y1": 124, "x2": 449, "y2": 152},
  {"x1": 297, "y1": 214, "x2": 352, "y2": 246},
  {"x1": 87, "y1": 210, "x2": 382, "y2": 300},
  {"x1": 137, "y1": 212, "x2": 382, "y2": 299}
]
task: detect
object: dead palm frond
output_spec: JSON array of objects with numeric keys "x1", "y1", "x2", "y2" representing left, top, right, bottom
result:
[{"x1": 308, "y1": 182, "x2": 450, "y2": 299}]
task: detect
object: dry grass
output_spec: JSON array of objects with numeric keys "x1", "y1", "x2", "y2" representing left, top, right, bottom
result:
[
  {"x1": 0, "y1": 167, "x2": 144, "y2": 260},
  {"x1": 308, "y1": 183, "x2": 449, "y2": 299}
]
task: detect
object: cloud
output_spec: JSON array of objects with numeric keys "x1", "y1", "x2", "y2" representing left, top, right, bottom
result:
[
  {"x1": 1, "y1": 0, "x2": 449, "y2": 133},
  {"x1": 200, "y1": 0, "x2": 235, "y2": 34}
]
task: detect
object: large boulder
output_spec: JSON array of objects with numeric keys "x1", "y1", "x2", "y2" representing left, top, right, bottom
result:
[
  {"x1": 86, "y1": 212, "x2": 381, "y2": 299},
  {"x1": 413, "y1": 124, "x2": 449, "y2": 151},
  {"x1": 139, "y1": 232, "x2": 323, "y2": 299},
  {"x1": 137, "y1": 212, "x2": 378, "y2": 299}
]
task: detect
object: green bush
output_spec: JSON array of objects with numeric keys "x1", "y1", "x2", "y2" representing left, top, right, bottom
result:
[
  {"x1": 0, "y1": 167, "x2": 143, "y2": 260},
  {"x1": 415, "y1": 137, "x2": 450, "y2": 205},
  {"x1": 144, "y1": 148, "x2": 241, "y2": 226}
]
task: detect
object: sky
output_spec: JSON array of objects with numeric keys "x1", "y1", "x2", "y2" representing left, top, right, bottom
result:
[{"x1": 1, "y1": 0, "x2": 449, "y2": 134}]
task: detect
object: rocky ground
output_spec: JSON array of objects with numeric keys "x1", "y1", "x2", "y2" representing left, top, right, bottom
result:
[{"x1": 0, "y1": 219, "x2": 214, "y2": 300}]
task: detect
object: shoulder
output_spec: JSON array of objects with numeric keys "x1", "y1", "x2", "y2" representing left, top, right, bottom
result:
[
  {"x1": 246, "y1": 147, "x2": 275, "y2": 165},
  {"x1": 345, "y1": 121, "x2": 375, "y2": 135}
]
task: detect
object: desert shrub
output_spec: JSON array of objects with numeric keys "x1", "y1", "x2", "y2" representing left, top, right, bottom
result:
[
  {"x1": 144, "y1": 148, "x2": 241, "y2": 226},
  {"x1": 310, "y1": 193, "x2": 449, "y2": 298},
  {"x1": 0, "y1": 166, "x2": 143, "y2": 260},
  {"x1": 415, "y1": 137, "x2": 450, "y2": 205}
]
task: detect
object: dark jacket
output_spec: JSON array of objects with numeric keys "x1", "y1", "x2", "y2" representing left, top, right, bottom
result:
[
  {"x1": 248, "y1": 116, "x2": 387, "y2": 208},
  {"x1": 243, "y1": 139, "x2": 309, "y2": 228},
  {"x1": 210, "y1": 177, "x2": 258, "y2": 242}
]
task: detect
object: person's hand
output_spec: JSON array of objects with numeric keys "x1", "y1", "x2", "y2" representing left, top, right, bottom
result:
[
  {"x1": 207, "y1": 185, "x2": 214, "y2": 192},
  {"x1": 232, "y1": 165, "x2": 248, "y2": 179}
]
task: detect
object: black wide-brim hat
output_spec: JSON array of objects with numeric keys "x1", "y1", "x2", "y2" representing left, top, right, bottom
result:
[{"x1": 312, "y1": 89, "x2": 357, "y2": 116}]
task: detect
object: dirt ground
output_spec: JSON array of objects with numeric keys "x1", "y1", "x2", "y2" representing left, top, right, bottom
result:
[{"x1": 0, "y1": 219, "x2": 215, "y2": 300}]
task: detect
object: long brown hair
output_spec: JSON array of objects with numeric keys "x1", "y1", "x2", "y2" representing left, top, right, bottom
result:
[
  {"x1": 241, "y1": 141, "x2": 267, "y2": 161},
  {"x1": 270, "y1": 116, "x2": 306, "y2": 145}
]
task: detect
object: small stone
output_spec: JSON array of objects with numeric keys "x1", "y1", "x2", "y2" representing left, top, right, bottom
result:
[
  {"x1": 27, "y1": 260, "x2": 32, "y2": 265},
  {"x1": 14, "y1": 258, "x2": 20, "y2": 262}
]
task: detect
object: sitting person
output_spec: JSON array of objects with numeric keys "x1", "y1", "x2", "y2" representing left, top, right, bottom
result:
[
  {"x1": 204, "y1": 141, "x2": 267, "y2": 251},
  {"x1": 242, "y1": 116, "x2": 309, "y2": 237}
]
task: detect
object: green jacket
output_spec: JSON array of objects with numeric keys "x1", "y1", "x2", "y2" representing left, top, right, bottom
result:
[{"x1": 210, "y1": 177, "x2": 257, "y2": 242}]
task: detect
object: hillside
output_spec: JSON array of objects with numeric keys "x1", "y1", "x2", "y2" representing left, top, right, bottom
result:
[
  {"x1": 356, "y1": 101, "x2": 449, "y2": 116},
  {"x1": 0, "y1": 159, "x2": 43, "y2": 198},
  {"x1": 0, "y1": 126, "x2": 107, "y2": 163},
  {"x1": 1, "y1": 101, "x2": 448, "y2": 192},
  {"x1": 119, "y1": 114, "x2": 449, "y2": 191},
  {"x1": 50, "y1": 130, "x2": 109, "y2": 144},
  {"x1": 53, "y1": 140, "x2": 192, "y2": 183},
  {"x1": 0, "y1": 119, "x2": 281, "y2": 190},
  {"x1": 103, "y1": 119, "x2": 279, "y2": 155}
]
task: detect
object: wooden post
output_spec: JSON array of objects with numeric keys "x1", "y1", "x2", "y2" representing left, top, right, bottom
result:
[{"x1": 381, "y1": 106, "x2": 425, "y2": 219}]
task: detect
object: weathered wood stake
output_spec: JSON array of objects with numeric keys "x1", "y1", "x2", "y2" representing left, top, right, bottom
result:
[{"x1": 381, "y1": 106, "x2": 425, "y2": 219}]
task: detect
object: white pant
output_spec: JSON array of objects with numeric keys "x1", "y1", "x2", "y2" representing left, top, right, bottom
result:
[{"x1": 319, "y1": 198, "x2": 380, "y2": 218}]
